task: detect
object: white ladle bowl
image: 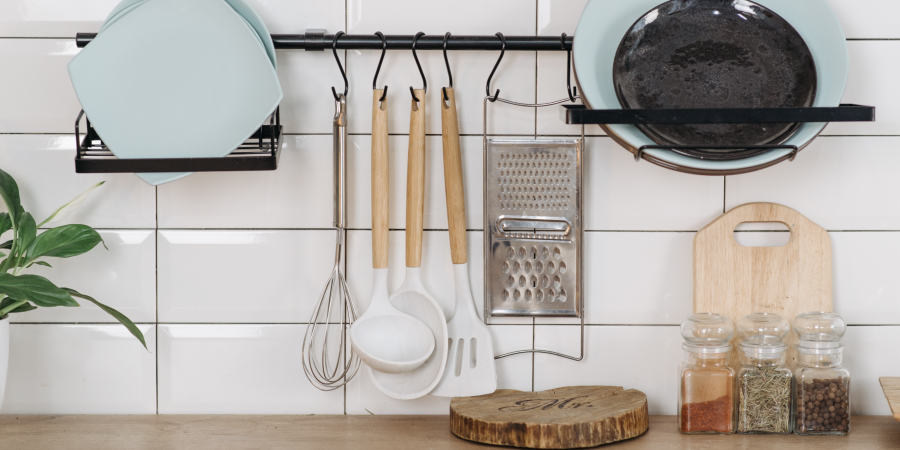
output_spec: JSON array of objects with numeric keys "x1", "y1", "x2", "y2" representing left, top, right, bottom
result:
[{"x1": 351, "y1": 269, "x2": 435, "y2": 374}]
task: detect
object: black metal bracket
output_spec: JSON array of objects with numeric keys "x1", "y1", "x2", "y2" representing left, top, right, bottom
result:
[
  {"x1": 302, "y1": 29, "x2": 327, "y2": 51},
  {"x1": 74, "y1": 108, "x2": 282, "y2": 173}
]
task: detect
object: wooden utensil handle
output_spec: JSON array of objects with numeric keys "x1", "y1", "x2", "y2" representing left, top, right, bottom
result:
[
  {"x1": 372, "y1": 90, "x2": 390, "y2": 269},
  {"x1": 406, "y1": 90, "x2": 426, "y2": 268},
  {"x1": 441, "y1": 88, "x2": 467, "y2": 264}
]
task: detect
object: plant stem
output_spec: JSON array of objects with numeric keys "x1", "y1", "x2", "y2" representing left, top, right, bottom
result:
[{"x1": 0, "y1": 299, "x2": 26, "y2": 317}]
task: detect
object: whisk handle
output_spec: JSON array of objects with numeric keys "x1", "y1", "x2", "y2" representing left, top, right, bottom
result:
[{"x1": 333, "y1": 94, "x2": 348, "y2": 229}]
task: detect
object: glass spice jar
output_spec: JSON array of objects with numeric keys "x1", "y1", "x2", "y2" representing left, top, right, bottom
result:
[
  {"x1": 678, "y1": 313, "x2": 735, "y2": 434},
  {"x1": 792, "y1": 312, "x2": 851, "y2": 435},
  {"x1": 735, "y1": 313, "x2": 793, "y2": 434}
]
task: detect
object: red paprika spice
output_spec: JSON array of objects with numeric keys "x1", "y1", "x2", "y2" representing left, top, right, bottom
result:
[
  {"x1": 681, "y1": 395, "x2": 733, "y2": 433},
  {"x1": 678, "y1": 314, "x2": 736, "y2": 434}
]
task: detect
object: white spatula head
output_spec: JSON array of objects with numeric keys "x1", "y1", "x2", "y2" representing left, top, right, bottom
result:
[{"x1": 431, "y1": 264, "x2": 497, "y2": 398}]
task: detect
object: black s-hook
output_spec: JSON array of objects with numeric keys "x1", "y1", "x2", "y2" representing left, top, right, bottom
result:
[
  {"x1": 485, "y1": 32, "x2": 505, "y2": 102},
  {"x1": 373, "y1": 31, "x2": 388, "y2": 102},
  {"x1": 331, "y1": 31, "x2": 348, "y2": 101},
  {"x1": 442, "y1": 32, "x2": 453, "y2": 102},
  {"x1": 562, "y1": 33, "x2": 577, "y2": 102},
  {"x1": 409, "y1": 32, "x2": 427, "y2": 102}
]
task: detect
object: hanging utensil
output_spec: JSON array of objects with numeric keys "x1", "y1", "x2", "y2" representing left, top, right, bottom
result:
[
  {"x1": 302, "y1": 35, "x2": 359, "y2": 391},
  {"x1": 302, "y1": 91, "x2": 359, "y2": 391},
  {"x1": 430, "y1": 66, "x2": 497, "y2": 397},
  {"x1": 351, "y1": 35, "x2": 436, "y2": 376},
  {"x1": 369, "y1": 33, "x2": 450, "y2": 399}
]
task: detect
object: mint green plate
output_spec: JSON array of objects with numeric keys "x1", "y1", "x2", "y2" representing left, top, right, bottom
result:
[
  {"x1": 573, "y1": 0, "x2": 849, "y2": 174},
  {"x1": 69, "y1": 0, "x2": 283, "y2": 186},
  {"x1": 223, "y1": 0, "x2": 276, "y2": 69},
  {"x1": 100, "y1": 0, "x2": 276, "y2": 70}
]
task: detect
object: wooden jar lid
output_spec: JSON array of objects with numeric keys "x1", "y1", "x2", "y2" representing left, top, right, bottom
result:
[{"x1": 450, "y1": 386, "x2": 649, "y2": 449}]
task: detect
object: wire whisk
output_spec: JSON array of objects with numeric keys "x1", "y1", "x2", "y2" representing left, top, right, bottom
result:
[
  {"x1": 302, "y1": 228, "x2": 360, "y2": 390},
  {"x1": 302, "y1": 92, "x2": 360, "y2": 391}
]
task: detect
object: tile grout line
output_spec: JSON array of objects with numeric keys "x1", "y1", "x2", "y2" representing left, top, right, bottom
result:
[
  {"x1": 85, "y1": 228, "x2": 900, "y2": 233},
  {"x1": 533, "y1": 0, "x2": 538, "y2": 394},
  {"x1": 10, "y1": 322, "x2": 900, "y2": 327},
  {"x1": 534, "y1": 0, "x2": 538, "y2": 142},
  {"x1": 155, "y1": 185, "x2": 159, "y2": 415},
  {"x1": 7, "y1": 132, "x2": 900, "y2": 137},
  {"x1": 343, "y1": 1, "x2": 348, "y2": 417}
]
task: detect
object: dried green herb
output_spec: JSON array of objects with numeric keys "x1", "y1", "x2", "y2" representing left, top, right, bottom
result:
[{"x1": 737, "y1": 366, "x2": 792, "y2": 433}]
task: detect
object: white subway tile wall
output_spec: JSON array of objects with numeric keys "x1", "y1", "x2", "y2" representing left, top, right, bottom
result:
[{"x1": 0, "y1": 0, "x2": 897, "y2": 417}]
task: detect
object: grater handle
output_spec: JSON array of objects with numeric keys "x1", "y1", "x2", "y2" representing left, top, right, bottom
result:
[
  {"x1": 440, "y1": 87, "x2": 467, "y2": 265},
  {"x1": 406, "y1": 89, "x2": 427, "y2": 268},
  {"x1": 372, "y1": 89, "x2": 390, "y2": 269}
]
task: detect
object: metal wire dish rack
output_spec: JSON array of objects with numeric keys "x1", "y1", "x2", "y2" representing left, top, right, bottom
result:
[{"x1": 74, "y1": 107, "x2": 282, "y2": 173}]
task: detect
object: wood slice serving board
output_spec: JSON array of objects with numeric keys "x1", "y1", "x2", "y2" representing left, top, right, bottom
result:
[
  {"x1": 879, "y1": 377, "x2": 900, "y2": 422},
  {"x1": 450, "y1": 386, "x2": 649, "y2": 449},
  {"x1": 694, "y1": 202, "x2": 833, "y2": 369}
]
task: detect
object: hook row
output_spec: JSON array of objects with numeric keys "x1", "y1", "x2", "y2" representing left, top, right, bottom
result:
[{"x1": 333, "y1": 32, "x2": 577, "y2": 104}]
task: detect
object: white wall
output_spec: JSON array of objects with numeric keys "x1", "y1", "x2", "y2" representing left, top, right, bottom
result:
[{"x1": 0, "y1": 0, "x2": 899, "y2": 415}]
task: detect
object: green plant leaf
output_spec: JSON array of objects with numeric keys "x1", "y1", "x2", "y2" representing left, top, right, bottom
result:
[
  {"x1": 25, "y1": 224, "x2": 103, "y2": 264},
  {"x1": 0, "y1": 240, "x2": 11, "y2": 250},
  {"x1": 27, "y1": 261, "x2": 52, "y2": 269},
  {"x1": 0, "y1": 256, "x2": 24, "y2": 272},
  {"x1": 0, "y1": 168, "x2": 21, "y2": 226},
  {"x1": 0, "y1": 298, "x2": 36, "y2": 314},
  {"x1": 38, "y1": 181, "x2": 105, "y2": 227},
  {"x1": 63, "y1": 288, "x2": 147, "y2": 350},
  {"x1": 11, "y1": 302, "x2": 37, "y2": 313},
  {"x1": 0, "y1": 273, "x2": 79, "y2": 307},
  {"x1": 0, "y1": 213, "x2": 10, "y2": 237},
  {"x1": 16, "y1": 212, "x2": 36, "y2": 258}
]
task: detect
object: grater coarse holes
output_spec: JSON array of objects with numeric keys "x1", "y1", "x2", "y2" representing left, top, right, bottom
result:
[{"x1": 485, "y1": 140, "x2": 582, "y2": 318}]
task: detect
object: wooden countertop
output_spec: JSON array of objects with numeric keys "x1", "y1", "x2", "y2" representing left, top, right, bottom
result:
[{"x1": 0, "y1": 415, "x2": 897, "y2": 450}]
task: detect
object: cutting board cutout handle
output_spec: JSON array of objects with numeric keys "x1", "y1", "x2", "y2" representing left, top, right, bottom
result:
[{"x1": 732, "y1": 221, "x2": 792, "y2": 248}]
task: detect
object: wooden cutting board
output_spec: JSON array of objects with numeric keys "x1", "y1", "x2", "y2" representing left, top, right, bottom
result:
[
  {"x1": 879, "y1": 377, "x2": 900, "y2": 422},
  {"x1": 449, "y1": 386, "x2": 648, "y2": 449},
  {"x1": 694, "y1": 202, "x2": 833, "y2": 368}
]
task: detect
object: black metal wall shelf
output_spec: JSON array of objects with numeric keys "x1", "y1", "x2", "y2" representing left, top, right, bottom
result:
[
  {"x1": 560, "y1": 104, "x2": 876, "y2": 163},
  {"x1": 74, "y1": 109, "x2": 282, "y2": 174},
  {"x1": 560, "y1": 104, "x2": 876, "y2": 125}
]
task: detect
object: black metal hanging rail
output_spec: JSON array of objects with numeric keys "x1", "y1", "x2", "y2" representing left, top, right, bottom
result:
[{"x1": 76, "y1": 31, "x2": 573, "y2": 51}]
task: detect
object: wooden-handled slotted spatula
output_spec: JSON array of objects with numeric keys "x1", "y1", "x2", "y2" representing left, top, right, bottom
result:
[{"x1": 431, "y1": 87, "x2": 498, "y2": 397}]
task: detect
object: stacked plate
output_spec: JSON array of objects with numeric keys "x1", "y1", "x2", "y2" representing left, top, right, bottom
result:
[
  {"x1": 69, "y1": 0, "x2": 283, "y2": 185},
  {"x1": 573, "y1": 0, "x2": 849, "y2": 175}
]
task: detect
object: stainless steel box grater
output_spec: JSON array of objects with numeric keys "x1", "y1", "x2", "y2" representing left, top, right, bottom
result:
[{"x1": 484, "y1": 139, "x2": 582, "y2": 318}]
